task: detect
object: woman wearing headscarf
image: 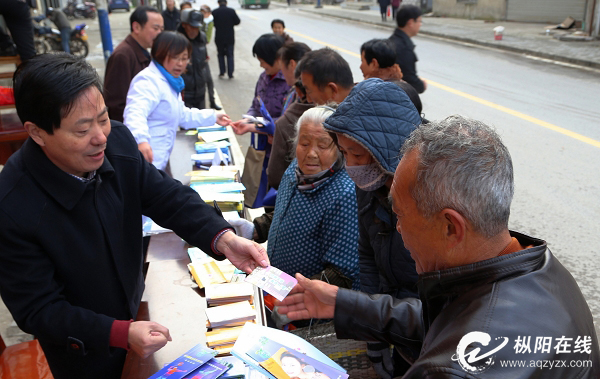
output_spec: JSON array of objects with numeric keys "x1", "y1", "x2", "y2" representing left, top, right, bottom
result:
[{"x1": 230, "y1": 106, "x2": 360, "y2": 291}]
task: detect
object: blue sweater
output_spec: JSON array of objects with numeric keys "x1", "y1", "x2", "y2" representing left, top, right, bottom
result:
[{"x1": 267, "y1": 160, "x2": 360, "y2": 290}]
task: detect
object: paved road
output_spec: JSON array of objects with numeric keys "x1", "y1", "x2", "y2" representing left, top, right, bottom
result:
[{"x1": 209, "y1": 3, "x2": 600, "y2": 336}]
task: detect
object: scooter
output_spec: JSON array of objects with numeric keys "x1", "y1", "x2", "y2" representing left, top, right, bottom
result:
[
  {"x1": 33, "y1": 21, "x2": 89, "y2": 58},
  {"x1": 63, "y1": 1, "x2": 97, "y2": 20}
]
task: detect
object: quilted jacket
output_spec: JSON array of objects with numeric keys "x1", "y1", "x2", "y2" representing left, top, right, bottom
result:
[{"x1": 324, "y1": 78, "x2": 421, "y2": 301}]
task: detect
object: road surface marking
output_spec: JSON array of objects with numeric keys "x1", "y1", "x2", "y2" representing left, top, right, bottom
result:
[{"x1": 286, "y1": 28, "x2": 600, "y2": 149}]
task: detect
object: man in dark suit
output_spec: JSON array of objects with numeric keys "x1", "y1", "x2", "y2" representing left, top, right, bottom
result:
[
  {"x1": 212, "y1": 0, "x2": 240, "y2": 79},
  {"x1": 0, "y1": 53, "x2": 269, "y2": 378}
]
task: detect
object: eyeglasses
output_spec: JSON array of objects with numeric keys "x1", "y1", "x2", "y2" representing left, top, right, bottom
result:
[{"x1": 171, "y1": 56, "x2": 190, "y2": 64}]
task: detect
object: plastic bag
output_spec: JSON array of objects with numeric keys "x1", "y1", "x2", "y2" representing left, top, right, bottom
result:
[
  {"x1": 0, "y1": 87, "x2": 15, "y2": 106},
  {"x1": 0, "y1": 339, "x2": 54, "y2": 378}
]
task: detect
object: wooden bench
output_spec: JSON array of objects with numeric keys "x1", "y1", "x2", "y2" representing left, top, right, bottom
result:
[{"x1": 0, "y1": 56, "x2": 20, "y2": 80}]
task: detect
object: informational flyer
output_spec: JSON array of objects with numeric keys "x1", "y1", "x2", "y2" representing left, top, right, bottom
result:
[{"x1": 244, "y1": 266, "x2": 297, "y2": 301}]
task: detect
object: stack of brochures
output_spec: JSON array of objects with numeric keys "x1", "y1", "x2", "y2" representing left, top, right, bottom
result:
[
  {"x1": 205, "y1": 301, "x2": 256, "y2": 328},
  {"x1": 187, "y1": 168, "x2": 245, "y2": 212},
  {"x1": 187, "y1": 247, "x2": 242, "y2": 289},
  {"x1": 232, "y1": 323, "x2": 349, "y2": 379},
  {"x1": 205, "y1": 282, "x2": 255, "y2": 306}
]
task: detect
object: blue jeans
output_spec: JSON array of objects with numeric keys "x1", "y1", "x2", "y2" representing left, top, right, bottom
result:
[
  {"x1": 217, "y1": 43, "x2": 234, "y2": 77},
  {"x1": 60, "y1": 28, "x2": 71, "y2": 54}
]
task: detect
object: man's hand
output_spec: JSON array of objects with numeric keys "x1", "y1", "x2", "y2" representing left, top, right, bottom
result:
[
  {"x1": 275, "y1": 273, "x2": 339, "y2": 320},
  {"x1": 216, "y1": 230, "x2": 269, "y2": 273},
  {"x1": 138, "y1": 142, "x2": 153, "y2": 163},
  {"x1": 216, "y1": 113, "x2": 231, "y2": 126},
  {"x1": 230, "y1": 120, "x2": 258, "y2": 135},
  {"x1": 128, "y1": 321, "x2": 172, "y2": 358}
]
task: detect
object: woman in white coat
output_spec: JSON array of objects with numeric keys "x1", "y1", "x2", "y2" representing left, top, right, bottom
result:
[{"x1": 124, "y1": 31, "x2": 231, "y2": 171}]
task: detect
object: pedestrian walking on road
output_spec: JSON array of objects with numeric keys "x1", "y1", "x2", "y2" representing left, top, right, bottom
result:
[
  {"x1": 378, "y1": 0, "x2": 390, "y2": 22},
  {"x1": 200, "y1": 4, "x2": 221, "y2": 110},
  {"x1": 212, "y1": 0, "x2": 240, "y2": 79},
  {"x1": 389, "y1": 5, "x2": 427, "y2": 93},
  {"x1": 162, "y1": 0, "x2": 180, "y2": 31},
  {"x1": 391, "y1": 0, "x2": 401, "y2": 20}
]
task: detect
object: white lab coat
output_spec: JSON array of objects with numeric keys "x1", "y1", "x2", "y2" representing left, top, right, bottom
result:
[{"x1": 123, "y1": 61, "x2": 216, "y2": 171}]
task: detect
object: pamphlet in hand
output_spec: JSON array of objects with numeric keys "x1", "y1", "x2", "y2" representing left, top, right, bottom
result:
[{"x1": 244, "y1": 266, "x2": 297, "y2": 301}]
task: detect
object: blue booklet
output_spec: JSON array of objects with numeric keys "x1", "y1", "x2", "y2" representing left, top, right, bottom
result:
[
  {"x1": 184, "y1": 357, "x2": 232, "y2": 379},
  {"x1": 148, "y1": 344, "x2": 217, "y2": 379}
]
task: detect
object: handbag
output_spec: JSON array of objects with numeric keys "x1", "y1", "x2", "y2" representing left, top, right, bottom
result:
[
  {"x1": 241, "y1": 133, "x2": 267, "y2": 208},
  {"x1": 387, "y1": 5, "x2": 392, "y2": 18}
]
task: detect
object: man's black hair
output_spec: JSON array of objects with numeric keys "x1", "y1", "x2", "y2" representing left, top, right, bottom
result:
[
  {"x1": 13, "y1": 53, "x2": 102, "y2": 134},
  {"x1": 396, "y1": 4, "x2": 422, "y2": 28},
  {"x1": 296, "y1": 47, "x2": 353, "y2": 90},
  {"x1": 252, "y1": 33, "x2": 285, "y2": 67},
  {"x1": 276, "y1": 42, "x2": 311, "y2": 67},
  {"x1": 271, "y1": 19, "x2": 285, "y2": 28},
  {"x1": 130, "y1": 5, "x2": 159, "y2": 32},
  {"x1": 360, "y1": 39, "x2": 396, "y2": 69}
]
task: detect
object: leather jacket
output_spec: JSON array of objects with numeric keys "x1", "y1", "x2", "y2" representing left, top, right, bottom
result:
[{"x1": 335, "y1": 232, "x2": 600, "y2": 378}]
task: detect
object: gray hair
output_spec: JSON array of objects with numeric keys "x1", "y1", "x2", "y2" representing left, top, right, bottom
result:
[
  {"x1": 290, "y1": 104, "x2": 337, "y2": 153},
  {"x1": 400, "y1": 115, "x2": 514, "y2": 238}
]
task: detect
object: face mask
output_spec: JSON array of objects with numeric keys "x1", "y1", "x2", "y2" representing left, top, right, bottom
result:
[{"x1": 345, "y1": 162, "x2": 389, "y2": 191}]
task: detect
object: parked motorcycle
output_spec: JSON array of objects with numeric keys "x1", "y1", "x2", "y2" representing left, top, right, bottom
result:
[
  {"x1": 33, "y1": 21, "x2": 89, "y2": 58},
  {"x1": 63, "y1": 0, "x2": 96, "y2": 20}
]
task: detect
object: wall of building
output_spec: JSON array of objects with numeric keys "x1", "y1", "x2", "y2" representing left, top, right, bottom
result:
[
  {"x1": 433, "y1": 0, "x2": 506, "y2": 20},
  {"x1": 506, "y1": 0, "x2": 586, "y2": 23}
]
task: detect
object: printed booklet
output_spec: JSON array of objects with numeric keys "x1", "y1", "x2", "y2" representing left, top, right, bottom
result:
[{"x1": 231, "y1": 323, "x2": 347, "y2": 379}]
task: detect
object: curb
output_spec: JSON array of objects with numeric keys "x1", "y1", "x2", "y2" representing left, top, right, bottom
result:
[{"x1": 278, "y1": 3, "x2": 600, "y2": 70}]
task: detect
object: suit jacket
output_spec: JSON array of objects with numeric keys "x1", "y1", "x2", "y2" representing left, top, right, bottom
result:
[
  {"x1": 212, "y1": 4, "x2": 240, "y2": 46},
  {"x1": 104, "y1": 35, "x2": 151, "y2": 122},
  {"x1": 0, "y1": 122, "x2": 230, "y2": 378}
]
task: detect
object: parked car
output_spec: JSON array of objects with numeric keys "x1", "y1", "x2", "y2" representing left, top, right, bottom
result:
[
  {"x1": 108, "y1": 0, "x2": 130, "y2": 12},
  {"x1": 239, "y1": 0, "x2": 269, "y2": 9}
]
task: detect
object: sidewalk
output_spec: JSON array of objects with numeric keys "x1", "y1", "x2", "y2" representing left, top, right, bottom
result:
[{"x1": 274, "y1": 2, "x2": 600, "y2": 70}]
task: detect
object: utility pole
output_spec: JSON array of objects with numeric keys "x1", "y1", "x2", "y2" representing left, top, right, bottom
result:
[{"x1": 95, "y1": 0, "x2": 113, "y2": 63}]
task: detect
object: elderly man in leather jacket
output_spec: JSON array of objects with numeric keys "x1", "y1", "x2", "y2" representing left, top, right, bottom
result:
[{"x1": 277, "y1": 115, "x2": 600, "y2": 378}]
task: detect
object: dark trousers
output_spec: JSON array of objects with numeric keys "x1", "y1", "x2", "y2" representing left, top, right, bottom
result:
[
  {"x1": 0, "y1": 0, "x2": 36, "y2": 60},
  {"x1": 184, "y1": 94, "x2": 206, "y2": 110},
  {"x1": 203, "y1": 63, "x2": 216, "y2": 105},
  {"x1": 217, "y1": 43, "x2": 234, "y2": 78},
  {"x1": 60, "y1": 27, "x2": 71, "y2": 53}
]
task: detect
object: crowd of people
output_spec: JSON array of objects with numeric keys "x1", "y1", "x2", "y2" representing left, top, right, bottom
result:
[{"x1": 0, "y1": 2, "x2": 598, "y2": 379}]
